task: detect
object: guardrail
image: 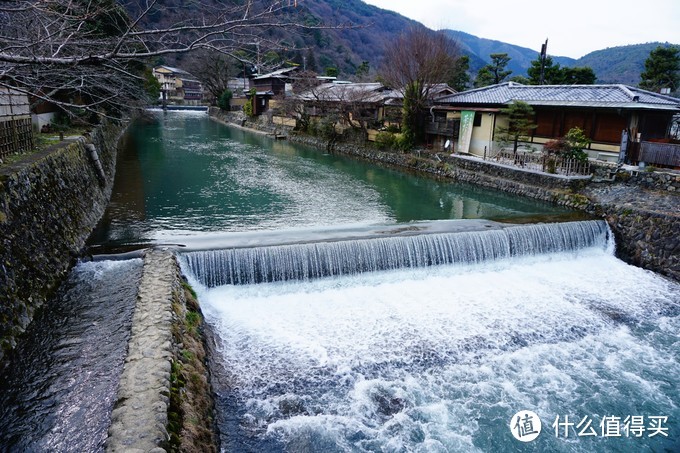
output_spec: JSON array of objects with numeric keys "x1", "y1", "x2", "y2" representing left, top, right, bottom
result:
[{"x1": 485, "y1": 149, "x2": 591, "y2": 176}]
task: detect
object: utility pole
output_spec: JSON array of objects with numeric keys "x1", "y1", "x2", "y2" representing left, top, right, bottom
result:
[{"x1": 539, "y1": 39, "x2": 548, "y2": 85}]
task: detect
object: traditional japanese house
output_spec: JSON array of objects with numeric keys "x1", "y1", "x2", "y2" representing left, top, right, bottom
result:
[{"x1": 431, "y1": 82, "x2": 680, "y2": 167}]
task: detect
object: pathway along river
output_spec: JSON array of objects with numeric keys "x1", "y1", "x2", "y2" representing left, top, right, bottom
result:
[{"x1": 1, "y1": 111, "x2": 678, "y2": 452}]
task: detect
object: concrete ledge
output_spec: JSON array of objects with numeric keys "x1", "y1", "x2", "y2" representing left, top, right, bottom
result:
[{"x1": 107, "y1": 249, "x2": 178, "y2": 452}]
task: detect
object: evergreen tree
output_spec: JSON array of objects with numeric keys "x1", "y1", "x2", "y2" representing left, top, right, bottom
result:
[
  {"x1": 639, "y1": 45, "x2": 680, "y2": 94},
  {"x1": 527, "y1": 55, "x2": 562, "y2": 84},
  {"x1": 449, "y1": 55, "x2": 471, "y2": 91},
  {"x1": 495, "y1": 101, "x2": 537, "y2": 154},
  {"x1": 527, "y1": 54, "x2": 597, "y2": 85},
  {"x1": 355, "y1": 61, "x2": 370, "y2": 80},
  {"x1": 561, "y1": 67, "x2": 597, "y2": 85},
  {"x1": 474, "y1": 53, "x2": 512, "y2": 87}
]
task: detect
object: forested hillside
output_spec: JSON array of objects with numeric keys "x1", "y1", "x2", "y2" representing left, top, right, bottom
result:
[
  {"x1": 575, "y1": 43, "x2": 676, "y2": 85},
  {"x1": 126, "y1": 0, "x2": 676, "y2": 86}
]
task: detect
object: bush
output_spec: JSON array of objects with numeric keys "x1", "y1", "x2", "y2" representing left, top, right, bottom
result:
[
  {"x1": 375, "y1": 131, "x2": 397, "y2": 149},
  {"x1": 243, "y1": 99, "x2": 254, "y2": 117},
  {"x1": 541, "y1": 127, "x2": 590, "y2": 163},
  {"x1": 542, "y1": 138, "x2": 567, "y2": 155},
  {"x1": 562, "y1": 127, "x2": 590, "y2": 162},
  {"x1": 395, "y1": 133, "x2": 413, "y2": 152},
  {"x1": 217, "y1": 89, "x2": 232, "y2": 110},
  {"x1": 317, "y1": 117, "x2": 338, "y2": 140},
  {"x1": 304, "y1": 119, "x2": 318, "y2": 136}
]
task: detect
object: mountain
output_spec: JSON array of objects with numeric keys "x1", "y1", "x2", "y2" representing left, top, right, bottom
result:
[
  {"x1": 126, "y1": 0, "x2": 676, "y2": 87},
  {"x1": 294, "y1": 0, "x2": 425, "y2": 73},
  {"x1": 442, "y1": 31, "x2": 678, "y2": 86},
  {"x1": 442, "y1": 30, "x2": 575, "y2": 76},
  {"x1": 575, "y1": 42, "x2": 676, "y2": 85}
]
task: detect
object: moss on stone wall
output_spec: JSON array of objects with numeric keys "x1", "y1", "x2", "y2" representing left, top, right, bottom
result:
[{"x1": 0, "y1": 121, "x2": 124, "y2": 363}]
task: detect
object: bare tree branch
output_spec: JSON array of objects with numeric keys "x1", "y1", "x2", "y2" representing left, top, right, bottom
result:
[
  {"x1": 379, "y1": 27, "x2": 461, "y2": 145},
  {"x1": 0, "y1": 0, "x2": 348, "y2": 117}
]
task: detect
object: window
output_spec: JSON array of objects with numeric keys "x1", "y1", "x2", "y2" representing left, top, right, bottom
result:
[{"x1": 473, "y1": 113, "x2": 482, "y2": 127}]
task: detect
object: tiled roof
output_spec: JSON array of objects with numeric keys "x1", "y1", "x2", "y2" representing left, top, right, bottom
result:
[
  {"x1": 253, "y1": 67, "x2": 298, "y2": 80},
  {"x1": 297, "y1": 83, "x2": 402, "y2": 103},
  {"x1": 436, "y1": 82, "x2": 680, "y2": 110}
]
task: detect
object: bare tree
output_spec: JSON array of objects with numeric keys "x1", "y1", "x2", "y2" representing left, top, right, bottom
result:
[
  {"x1": 277, "y1": 70, "x2": 321, "y2": 131},
  {"x1": 186, "y1": 50, "x2": 241, "y2": 104},
  {"x1": 0, "y1": 0, "x2": 337, "y2": 118},
  {"x1": 379, "y1": 27, "x2": 461, "y2": 147},
  {"x1": 289, "y1": 78, "x2": 396, "y2": 139}
]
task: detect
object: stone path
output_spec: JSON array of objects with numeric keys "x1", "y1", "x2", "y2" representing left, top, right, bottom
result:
[{"x1": 107, "y1": 250, "x2": 177, "y2": 453}]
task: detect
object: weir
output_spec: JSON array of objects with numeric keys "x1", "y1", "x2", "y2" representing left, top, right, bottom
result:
[{"x1": 180, "y1": 219, "x2": 609, "y2": 286}]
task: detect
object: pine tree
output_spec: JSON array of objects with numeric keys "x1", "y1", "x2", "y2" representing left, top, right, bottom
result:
[
  {"x1": 639, "y1": 45, "x2": 680, "y2": 94},
  {"x1": 495, "y1": 101, "x2": 537, "y2": 154},
  {"x1": 474, "y1": 53, "x2": 512, "y2": 87}
]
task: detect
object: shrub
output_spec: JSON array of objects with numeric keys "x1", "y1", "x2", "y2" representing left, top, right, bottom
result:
[
  {"x1": 562, "y1": 127, "x2": 590, "y2": 162},
  {"x1": 395, "y1": 133, "x2": 413, "y2": 152},
  {"x1": 317, "y1": 117, "x2": 338, "y2": 140},
  {"x1": 217, "y1": 89, "x2": 232, "y2": 110},
  {"x1": 375, "y1": 131, "x2": 397, "y2": 150},
  {"x1": 541, "y1": 127, "x2": 590, "y2": 163},
  {"x1": 242, "y1": 98, "x2": 254, "y2": 117}
]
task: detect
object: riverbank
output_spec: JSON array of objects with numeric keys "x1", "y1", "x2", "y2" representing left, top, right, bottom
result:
[{"x1": 209, "y1": 108, "x2": 679, "y2": 281}]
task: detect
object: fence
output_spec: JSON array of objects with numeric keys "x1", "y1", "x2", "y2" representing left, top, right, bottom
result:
[
  {"x1": 0, "y1": 88, "x2": 33, "y2": 159},
  {"x1": 639, "y1": 141, "x2": 680, "y2": 168},
  {"x1": 485, "y1": 149, "x2": 591, "y2": 176}
]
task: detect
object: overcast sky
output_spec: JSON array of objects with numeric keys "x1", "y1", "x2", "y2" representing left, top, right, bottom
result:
[{"x1": 362, "y1": 0, "x2": 680, "y2": 59}]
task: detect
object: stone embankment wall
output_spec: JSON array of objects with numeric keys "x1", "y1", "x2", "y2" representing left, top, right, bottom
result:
[
  {"x1": 0, "y1": 122, "x2": 123, "y2": 362},
  {"x1": 107, "y1": 249, "x2": 216, "y2": 452},
  {"x1": 209, "y1": 107, "x2": 283, "y2": 136},
  {"x1": 584, "y1": 184, "x2": 680, "y2": 282}
]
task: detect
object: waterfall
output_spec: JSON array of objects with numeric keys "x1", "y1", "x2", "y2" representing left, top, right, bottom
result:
[{"x1": 180, "y1": 220, "x2": 609, "y2": 286}]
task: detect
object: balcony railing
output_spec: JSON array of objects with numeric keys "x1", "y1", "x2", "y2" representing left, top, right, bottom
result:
[{"x1": 425, "y1": 120, "x2": 458, "y2": 138}]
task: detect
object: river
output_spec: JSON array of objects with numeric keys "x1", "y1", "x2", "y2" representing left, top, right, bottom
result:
[{"x1": 1, "y1": 111, "x2": 677, "y2": 453}]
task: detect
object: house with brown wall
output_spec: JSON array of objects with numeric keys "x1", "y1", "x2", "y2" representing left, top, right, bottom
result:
[{"x1": 431, "y1": 82, "x2": 680, "y2": 167}]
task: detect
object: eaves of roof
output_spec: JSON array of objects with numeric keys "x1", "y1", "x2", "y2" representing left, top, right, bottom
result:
[
  {"x1": 523, "y1": 100, "x2": 680, "y2": 111},
  {"x1": 435, "y1": 82, "x2": 680, "y2": 112}
]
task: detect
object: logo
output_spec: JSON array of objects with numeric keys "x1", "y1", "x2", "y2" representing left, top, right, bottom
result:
[{"x1": 511, "y1": 410, "x2": 542, "y2": 442}]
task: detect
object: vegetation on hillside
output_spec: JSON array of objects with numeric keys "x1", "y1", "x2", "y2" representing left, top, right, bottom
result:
[{"x1": 577, "y1": 42, "x2": 678, "y2": 85}]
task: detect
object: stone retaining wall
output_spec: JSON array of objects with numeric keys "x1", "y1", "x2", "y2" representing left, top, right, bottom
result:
[
  {"x1": 0, "y1": 122, "x2": 123, "y2": 362},
  {"x1": 626, "y1": 170, "x2": 679, "y2": 192},
  {"x1": 606, "y1": 208, "x2": 679, "y2": 282}
]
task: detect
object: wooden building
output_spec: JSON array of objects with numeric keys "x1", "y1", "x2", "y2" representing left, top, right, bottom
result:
[
  {"x1": 153, "y1": 66, "x2": 204, "y2": 105},
  {"x1": 250, "y1": 67, "x2": 299, "y2": 96},
  {"x1": 432, "y1": 82, "x2": 680, "y2": 167}
]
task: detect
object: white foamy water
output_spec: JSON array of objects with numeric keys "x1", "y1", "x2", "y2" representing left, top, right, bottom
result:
[{"x1": 188, "y1": 247, "x2": 680, "y2": 452}]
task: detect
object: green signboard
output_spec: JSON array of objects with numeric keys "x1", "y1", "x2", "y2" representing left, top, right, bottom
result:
[{"x1": 458, "y1": 110, "x2": 475, "y2": 154}]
